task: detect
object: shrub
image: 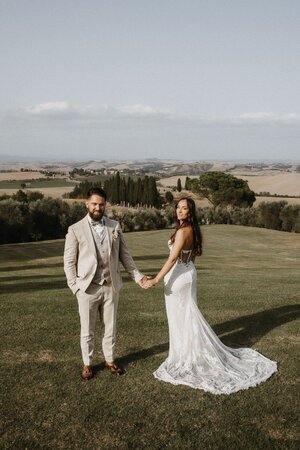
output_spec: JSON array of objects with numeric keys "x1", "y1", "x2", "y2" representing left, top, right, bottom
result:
[
  {"x1": 165, "y1": 191, "x2": 174, "y2": 203},
  {"x1": 256, "y1": 201, "x2": 287, "y2": 230},
  {"x1": 280, "y1": 205, "x2": 300, "y2": 232},
  {"x1": 0, "y1": 199, "x2": 28, "y2": 244}
]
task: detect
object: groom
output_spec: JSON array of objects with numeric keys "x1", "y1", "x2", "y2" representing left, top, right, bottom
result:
[{"x1": 64, "y1": 187, "x2": 147, "y2": 380}]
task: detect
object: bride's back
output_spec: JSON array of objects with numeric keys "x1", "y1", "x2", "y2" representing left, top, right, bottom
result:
[{"x1": 175, "y1": 225, "x2": 194, "y2": 264}]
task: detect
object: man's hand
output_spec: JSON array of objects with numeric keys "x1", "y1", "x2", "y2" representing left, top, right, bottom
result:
[{"x1": 138, "y1": 275, "x2": 151, "y2": 288}]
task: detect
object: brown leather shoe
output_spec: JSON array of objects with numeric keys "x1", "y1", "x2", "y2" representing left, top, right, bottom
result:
[
  {"x1": 82, "y1": 365, "x2": 93, "y2": 380},
  {"x1": 105, "y1": 361, "x2": 125, "y2": 376}
]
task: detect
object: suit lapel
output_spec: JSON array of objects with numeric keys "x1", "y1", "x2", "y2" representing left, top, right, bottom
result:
[{"x1": 83, "y1": 215, "x2": 97, "y2": 259}]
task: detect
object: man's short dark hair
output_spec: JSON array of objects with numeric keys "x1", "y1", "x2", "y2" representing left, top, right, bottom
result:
[{"x1": 86, "y1": 187, "x2": 107, "y2": 200}]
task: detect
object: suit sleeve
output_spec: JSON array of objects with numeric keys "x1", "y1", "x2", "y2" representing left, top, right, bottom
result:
[
  {"x1": 118, "y1": 224, "x2": 144, "y2": 283},
  {"x1": 63, "y1": 226, "x2": 79, "y2": 294}
]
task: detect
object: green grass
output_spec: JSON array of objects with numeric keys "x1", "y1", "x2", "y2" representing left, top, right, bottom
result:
[
  {"x1": 0, "y1": 179, "x2": 77, "y2": 189},
  {"x1": 0, "y1": 225, "x2": 299, "y2": 449}
]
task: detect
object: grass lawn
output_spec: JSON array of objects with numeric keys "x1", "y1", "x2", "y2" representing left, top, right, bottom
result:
[{"x1": 0, "y1": 225, "x2": 299, "y2": 449}]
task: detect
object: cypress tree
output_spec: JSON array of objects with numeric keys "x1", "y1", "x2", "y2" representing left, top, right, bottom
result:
[
  {"x1": 127, "y1": 177, "x2": 134, "y2": 206},
  {"x1": 149, "y1": 176, "x2": 159, "y2": 207},
  {"x1": 115, "y1": 171, "x2": 121, "y2": 204},
  {"x1": 120, "y1": 177, "x2": 127, "y2": 204},
  {"x1": 133, "y1": 177, "x2": 140, "y2": 205},
  {"x1": 177, "y1": 178, "x2": 182, "y2": 192},
  {"x1": 142, "y1": 176, "x2": 150, "y2": 206}
]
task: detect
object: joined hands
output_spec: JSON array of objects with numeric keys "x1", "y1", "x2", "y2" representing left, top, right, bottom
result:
[{"x1": 138, "y1": 275, "x2": 157, "y2": 289}]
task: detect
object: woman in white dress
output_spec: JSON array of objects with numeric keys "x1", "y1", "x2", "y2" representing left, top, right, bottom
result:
[{"x1": 144, "y1": 197, "x2": 277, "y2": 394}]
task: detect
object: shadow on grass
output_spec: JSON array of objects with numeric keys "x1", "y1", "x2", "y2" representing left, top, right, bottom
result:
[
  {"x1": 0, "y1": 278, "x2": 67, "y2": 293},
  {"x1": 93, "y1": 304, "x2": 300, "y2": 373},
  {"x1": 0, "y1": 240, "x2": 64, "y2": 258},
  {"x1": 93, "y1": 342, "x2": 169, "y2": 375},
  {"x1": 1, "y1": 274, "x2": 65, "y2": 283},
  {"x1": 214, "y1": 304, "x2": 300, "y2": 348},
  {"x1": 0, "y1": 262, "x2": 63, "y2": 272}
]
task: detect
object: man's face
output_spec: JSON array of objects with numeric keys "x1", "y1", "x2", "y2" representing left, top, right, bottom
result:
[{"x1": 86, "y1": 194, "x2": 106, "y2": 221}]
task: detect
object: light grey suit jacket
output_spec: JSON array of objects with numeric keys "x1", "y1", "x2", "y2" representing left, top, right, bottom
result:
[{"x1": 63, "y1": 215, "x2": 143, "y2": 294}]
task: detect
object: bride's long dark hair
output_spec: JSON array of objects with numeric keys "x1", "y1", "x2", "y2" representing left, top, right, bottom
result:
[{"x1": 170, "y1": 197, "x2": 202, "y2": 256}]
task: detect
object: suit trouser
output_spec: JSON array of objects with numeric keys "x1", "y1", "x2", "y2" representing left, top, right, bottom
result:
[{"x1": 76, "y1": 283, "x2": 119, "y2": 365}]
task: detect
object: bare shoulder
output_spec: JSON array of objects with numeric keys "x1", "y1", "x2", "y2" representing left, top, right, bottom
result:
[
  {"x1": 177, "y1": 225, "x2": 192, "y2": 234},
  {"x1": 175, "y1": 226, "x2": 193, "y2": 239}
]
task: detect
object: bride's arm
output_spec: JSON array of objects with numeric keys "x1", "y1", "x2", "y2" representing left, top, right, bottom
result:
[{"x1": 145, "y1": 228, "x2": 188, "y2": 287}]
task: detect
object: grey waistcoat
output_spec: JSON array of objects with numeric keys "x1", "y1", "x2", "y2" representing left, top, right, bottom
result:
[{"x1": 90, "y1": 226, "x2": 111, "y2": 285}]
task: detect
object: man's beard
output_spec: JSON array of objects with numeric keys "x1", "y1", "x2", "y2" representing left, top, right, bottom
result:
[{"x1": 88, "y1": 211, "x2": 103, "y2": 221}]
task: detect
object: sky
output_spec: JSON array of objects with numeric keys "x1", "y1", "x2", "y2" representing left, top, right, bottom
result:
[{"x1": 0, "y1": 0, "x2": 299, "y2": 161}]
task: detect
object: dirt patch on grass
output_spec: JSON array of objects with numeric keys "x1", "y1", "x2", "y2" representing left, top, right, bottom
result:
[
  {"x1": 1, "y1": 350, "x2": 63, "y2": 363},
  {"x1": 37, "y1": 350, "x2": 55, "y2": 362},
  {"x1": 254, "y1": 414, "x2": 299, "y2": 441}
]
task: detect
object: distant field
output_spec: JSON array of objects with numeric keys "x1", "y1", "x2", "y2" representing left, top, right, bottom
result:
[
  {"x1": 0, "y1": 179, "x2": 76, "y2": 189},
  {"x1": 0, "y1": 186, "x2": 75, "y2": 198},
  {"x1": 2, "y1": 187, "x2": 300, "y2": 206},
  {"x1": 237, "y1": 173, "x2": 300, "y2": 197},
  {"x1": 159, "y1": 187, "x2": 300, "y2": 207},
  {"x1": 0, "y1": 178, "x2": 77, "y2": 198},
  {"x1": 0, "y1": 226, "x2": 299, "y2": 449},
  {"x1": 158, "y1": 173, "x2": 300, "y2": 197},
  {"x1": 0, "y1": 171, "x2": 47, "y2": 181},
  {"x1": 254, "y1": 196, "x2": 300, "y2": 206},
  {"x1": 1, "y1": 170, "x2": 300, "y2": 206}
]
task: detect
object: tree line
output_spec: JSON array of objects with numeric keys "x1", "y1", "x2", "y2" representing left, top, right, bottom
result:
[
  {"x1": 0, "y1": 191, "x2": 85, "y2": 244},
  {"x1": 0, "y1": 190, "x2": 299, "y2": 245},
  {"x1": 65, "y1": 172, "x2": 161, "y2": 208},
  {"x1": 0, "y1": 170, "x2": 298, "y2": 244},
  {"x1": 197, "y1": 201, "x2": 300, "y2": 233},
  {"x1": 0, "y1": 190, "x2": 169, "y2": 244}
]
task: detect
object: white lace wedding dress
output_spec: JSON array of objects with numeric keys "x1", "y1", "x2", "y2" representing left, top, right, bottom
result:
[{"x1": 153, "y1": 241, "x2": 277, "y2": 394}]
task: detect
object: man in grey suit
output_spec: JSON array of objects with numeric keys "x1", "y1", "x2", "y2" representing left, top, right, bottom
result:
[{"x1": 64, "y1": 187, "x2": 147, "y2": 380}]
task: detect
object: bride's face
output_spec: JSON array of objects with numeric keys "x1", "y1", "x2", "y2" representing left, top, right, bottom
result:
[{"x1": 176, "y1": 199, "x2": 189, "y2": 222}]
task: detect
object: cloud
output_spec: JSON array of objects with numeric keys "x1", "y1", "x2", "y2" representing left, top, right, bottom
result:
[
  {"x1": 229, "y1": 112, "x2": 300, "y2": 126},
  {"x1": 21, "y1": 101, "x2": 172, "y2": 120},
  {"x1": 23, "y1": 101, "x2": 97, "y2": 119},
  {"x1": 25, "y1": 101, "x2": 70, "y2": 114},
  {"x1": 117, "y1": 104, "x2": 172, "y2": 117},
  {"x1": 239, "y1": 112, "x2": 277, "y2": 120},
  {"x1": 1, "y1": 102, "x2": 300, "y2": 131}
]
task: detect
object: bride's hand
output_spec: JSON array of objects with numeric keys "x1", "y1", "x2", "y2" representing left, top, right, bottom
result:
[{"x1": 144, "y1": 278, "x2": 158, "y2": 289}]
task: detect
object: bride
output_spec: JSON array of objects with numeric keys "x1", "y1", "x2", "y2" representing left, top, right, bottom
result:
[{"x1": 144, "y1": 197, "x2": 277, "y2": 394}]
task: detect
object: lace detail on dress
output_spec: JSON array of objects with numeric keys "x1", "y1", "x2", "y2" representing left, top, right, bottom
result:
[
  {"x1": 178, "y1": 248, "x2": 193, "y2": 265},
  {"x1": 154, "y1": 240, "x2": 278, "y2": 394},
  {"x1": 168, "y1": 239, "x2": 193, "y2": 265}
]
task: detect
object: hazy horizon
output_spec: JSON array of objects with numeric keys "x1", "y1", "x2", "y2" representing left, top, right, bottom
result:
[{"x1": 0, "y1": 154, "x2": 299, "y2": 165}]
